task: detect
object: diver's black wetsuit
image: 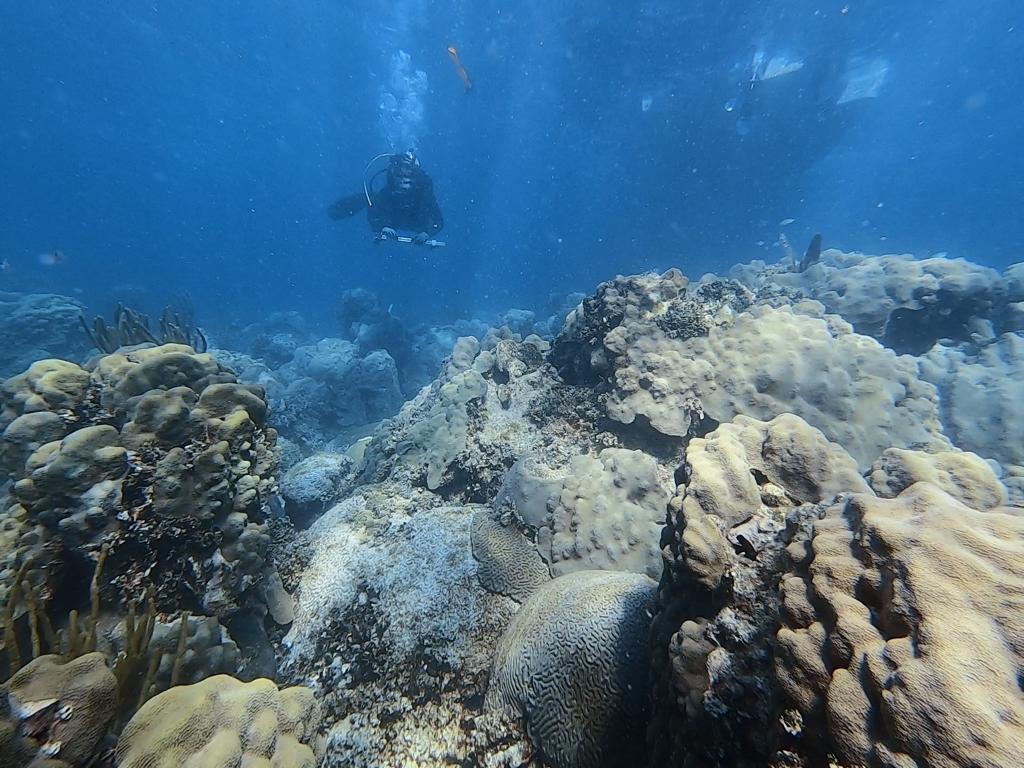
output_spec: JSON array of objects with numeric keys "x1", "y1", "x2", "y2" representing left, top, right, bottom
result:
[{"x1": 368, "y1": 155, "x2": 444, "y2": 238}]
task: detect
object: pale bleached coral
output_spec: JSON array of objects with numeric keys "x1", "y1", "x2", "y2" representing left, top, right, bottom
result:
[
  {"x1": 495, "y1": 449, "x2": 672, "y2": 580},
  {"x1": 285, "y1": 496, "x2": 483, "y2": 666},
  {"x1": 920, "y1": 332, "x2": 1024, "y2": 468},
  {"x1": 730, "y1": 250, "x2": 1006, "y2": 352}
]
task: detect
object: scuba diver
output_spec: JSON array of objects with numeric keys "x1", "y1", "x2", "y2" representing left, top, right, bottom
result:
[{"x1": 327, "y1": 150, "x2": 445, "y2": 246}]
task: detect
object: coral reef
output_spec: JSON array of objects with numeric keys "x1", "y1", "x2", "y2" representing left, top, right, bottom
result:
[
  {"x1": 919, "y1": 332, "x2": 1024, "y2": 469},
  {"x1": 867, "y1": 446, "x2": 1009, "y2": 509},
  {"x1": 485, "y1": 570, "x2": 657, "y2": 768},
  {"x1": 495, "y1": 448, "x2": 672, "y2": 580},
  {"x1": 730, "y1": 250, "x2": 1011, "y2": 354},
  {"x1": 0, "y1": 343, "x2": 282, "y2": 695},
  {"x1": 551, "y1": 269, "x2": 948, "y2": 467},
  {"x1": 280, "y1": 452, "x2": 355, "y2": 527},
  {"x1": 4, "y1": 652, "x2": 116, "y2": 765},
  {"x1": 0, "y1": 292, "x2": 88, "y2": 379},
  {"x1": 778, "y1": 483, "x2": 1024, "y2": 767},
  {"x1": 470, "y1": 506, "x2": 550, "y2": 603},
  {"x1": 264, "y1": 338, "x2": 404, "y2": 451},
  {"x1": 5, "y1": 254, "x2": 1022, "y2": 768},
  {"x1": 114, "y1": 675, "x2": 323, "y2": 767}
]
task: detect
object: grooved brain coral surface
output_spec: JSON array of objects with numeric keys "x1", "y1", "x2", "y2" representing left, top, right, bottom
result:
[
  {"x1": 114, "y1": 675, "x2": 322, "y2": 768},
  {"x1": 8, "y1": 652, "x2": 117, "y2": 765},
  {"x1": 777, "y1": 483, "x2": 1024, "y2": 767},
  {"x1": 471, "y1": 507, "x2": 550, "y2": 602},
  {"x1": 606, "y1": 303, "x2": 948, "y2": 468},
  {"x1": 485, "y1": 570, "x2": 656, "y2": 768}
]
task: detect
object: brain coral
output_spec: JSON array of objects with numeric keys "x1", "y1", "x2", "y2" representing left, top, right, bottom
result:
[
  {"x1": 603, "y1": 300, "x2": 948, "y2": 467},
  {"x1": 6, "y1": 652, "x2": 116, "y2": 765},
  {"x1": 777, "y1": 483, "x2": 1024, "y2": 767},
  {"x1": 0, "y1": 344, "x2": 280, "y2": 618},
  {"x1": 485, "y1": 570, "x2": 656, "y2": 768},
  {"x1": 114, "y1": 675, "x2": 322, "y2": 768},
  {"x1": 470, "y1": 507, "x2": 550, "y2": 602}
]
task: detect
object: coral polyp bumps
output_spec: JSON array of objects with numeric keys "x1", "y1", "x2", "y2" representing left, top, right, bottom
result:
[{"x1": 0, "y1": 343, "x2": 282, "y2": 636}]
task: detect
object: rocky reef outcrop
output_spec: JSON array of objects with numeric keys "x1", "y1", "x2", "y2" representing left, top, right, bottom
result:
[
  {"x1": 3, "y1": 251, "x2": 1021, "y2": 768},
  {"x1": 265, "y1": 254, "x2": 1023, "y2": 766}
]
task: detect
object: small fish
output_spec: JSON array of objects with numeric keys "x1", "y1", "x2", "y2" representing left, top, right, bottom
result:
[
  {"x1": 447, "y1": 45, "x2": 473, "y2": 92},
  {"x1": 0, "y1": 258, "x2": 11, "y2": 272},
  {"x1": 779, "y1": 218, "x2": 796, "y2": 226},
  {"x1": 38, "y1": 250, "x2": 65, "y2": 266}
]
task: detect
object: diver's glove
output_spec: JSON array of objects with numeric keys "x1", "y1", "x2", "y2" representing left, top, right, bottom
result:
[
  {"x1": 379, "y1": 227, "x2": 397, "y2": 240},
  {"x1": 413, "y1": 231, "x2": 429, "y2": 245}
]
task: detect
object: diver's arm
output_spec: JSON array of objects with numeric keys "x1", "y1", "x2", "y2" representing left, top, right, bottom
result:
[
  {"x1": 327, "y1": 192, "x2": 368, "y2": 220},
  {"x1": 367, "y1": 198, "x2": 389, "y2": 232}
]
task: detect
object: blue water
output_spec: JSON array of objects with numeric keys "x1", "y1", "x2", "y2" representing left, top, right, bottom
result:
[{"x1": 2, "y1": 0, "x2": 1022, "y2": 330}]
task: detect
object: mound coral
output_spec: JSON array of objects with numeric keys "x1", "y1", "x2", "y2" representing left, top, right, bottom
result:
[
  {"x1": 0, "y1": 344, "x2": 281, "y2": 622},
  {"x1": 4, "y1": 652, "x2": 116, "y2": 765},
  {"x1": 731, "y1": 250, "x2": 1007, "y2": 353},
  {"x1": 485, "y1": 570, "x2": 656, "y2": 768},
  {"x1": 778, "y1": 483, "x2": 1024, "y2": 767},
  {"x1": 919, "y1": 332, "x2": 1024, "y2": 469},
  {"x1": 494, "y1": 449, "x2": 671, "y2": 580},
  {"x1": 114, "y1": 675, "x2": 322, "y2": 767},
  {"x1": 552, "y1": 270, "x2": 949, "y2": 467}
]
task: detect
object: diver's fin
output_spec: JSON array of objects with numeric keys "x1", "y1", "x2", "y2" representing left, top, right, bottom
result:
[
  {"x1": 800, "y1": 233, "x2": 823, "y2": 272},
  {"x1": 327, "y1": 192, "x2": 368, "y2": 220}
]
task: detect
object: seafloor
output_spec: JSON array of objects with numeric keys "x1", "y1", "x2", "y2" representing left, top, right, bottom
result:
[{"x1": 1, "y1": 248, "x2": 1022, "y2": 767}]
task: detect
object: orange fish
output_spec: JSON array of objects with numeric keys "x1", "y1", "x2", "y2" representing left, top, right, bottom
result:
[{"x1": 447, "y1": 45, "x2": 473, "y2": 92}]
